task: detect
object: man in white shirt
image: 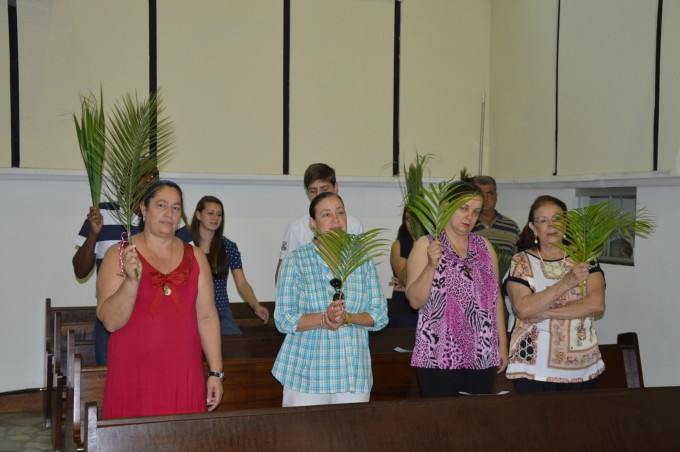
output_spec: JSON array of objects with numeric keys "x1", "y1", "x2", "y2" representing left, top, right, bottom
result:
[{"x1": 275, "y1": 163, "x2": 363, "y2": 282}]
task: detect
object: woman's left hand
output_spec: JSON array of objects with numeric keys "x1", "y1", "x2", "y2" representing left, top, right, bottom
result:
[{"x1": 206, "y1": 376, "x2": 224, "y2": 412}]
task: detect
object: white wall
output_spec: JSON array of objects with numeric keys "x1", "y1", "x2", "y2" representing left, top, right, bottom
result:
[{"x1": 2, "y1": 170, "x2": 680, "y2": 392}]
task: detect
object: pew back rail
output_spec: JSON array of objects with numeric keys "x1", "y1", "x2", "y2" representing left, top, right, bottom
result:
[{"x1": 84, "y1": 387, "x2": 680, "y2": 451}]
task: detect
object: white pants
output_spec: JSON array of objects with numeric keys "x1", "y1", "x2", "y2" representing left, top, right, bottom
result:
[{"x1": 282, "y1": 386, "x2": 370, "y2": 407}]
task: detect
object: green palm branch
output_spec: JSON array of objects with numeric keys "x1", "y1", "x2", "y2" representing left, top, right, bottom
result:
[
  {"x1": 73, "y1": 87, "x2": 106, "y2": 205},
  {"x1": 551, "y1": 202, "x2": 655, "y2": 264},
  {"x1": 492, "y1": 243, "x2": 513, "y2": 286},
  {"x1": 406, "y1": 180, "x2": 476, "y2": 241},
  {"x1": 400, "y1": 153, "x2": 432, "y2": 239},
  {"x1": 101, "y1": 90, "x2": 175, "y2": 237},
  {"x1": 551, "y1": 202, "x2": 655, "y2": 296},
  {"x1": 314, "y1": 228, "x2": 390, "y2": 297}
]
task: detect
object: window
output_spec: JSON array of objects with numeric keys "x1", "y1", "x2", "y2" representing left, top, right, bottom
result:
[{"x1": 576, "y1": 188, "x2": 637, "y2": 266}]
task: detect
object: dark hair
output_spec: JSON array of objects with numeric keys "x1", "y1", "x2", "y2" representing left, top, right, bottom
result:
[
  {"x1": 517, "y1": 195, "x2": 568, "y2": 252},
  {"x1": 473, "y1": 175, "x2": 497, "y2": 189},
  {"x1": 304, "y1": 163, "x2": 337, "y2": 188},
  {"x1": 459, "y1": 167, "x2": 497, "y2": 190},
  {"x1": 309, "y1": 191, "x2": 344, "y2": 219},
  {"x1": 190, "y1": 195, "x2": 228, "y2": 278},
  {"x1": 138, "y1": 180, "x2": 183, "y2": 232},
  {"x1": 396, "y1": 206, "x2": 411, "y2": 242},
  {"x1": 445, "y1": 179, "x2": 483, "y2": 203}
]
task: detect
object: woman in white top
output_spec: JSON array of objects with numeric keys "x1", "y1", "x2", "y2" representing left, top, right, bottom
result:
[{"x1": 504, "y1": 195, "x2": 606, "y2": 392}]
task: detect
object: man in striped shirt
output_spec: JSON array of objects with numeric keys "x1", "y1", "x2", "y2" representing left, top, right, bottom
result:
[{"x1": 471, "y1": 175, "x2": 520, "y2": 258}]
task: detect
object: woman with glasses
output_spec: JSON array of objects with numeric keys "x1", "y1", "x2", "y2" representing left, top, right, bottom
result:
[
  {"x1": 406, "y1": 181, "x2": 508, "y2": 397},
  {"x1": 504, "y1": 195, "x2": 606, "y2": 392}
]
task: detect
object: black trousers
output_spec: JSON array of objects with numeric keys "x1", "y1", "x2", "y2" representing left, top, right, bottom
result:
[{"x1": 416, "y1": 367, "x2": 498, "y2": 397}]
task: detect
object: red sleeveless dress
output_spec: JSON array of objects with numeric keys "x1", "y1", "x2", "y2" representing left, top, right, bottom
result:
[{"x1": 103, "y1": 241, "x2": 206, "y2": 418}]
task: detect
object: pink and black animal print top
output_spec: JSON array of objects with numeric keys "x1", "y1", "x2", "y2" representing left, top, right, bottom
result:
[{"x1": 411, "y1": 233, "x2": 500, "y2": 370}]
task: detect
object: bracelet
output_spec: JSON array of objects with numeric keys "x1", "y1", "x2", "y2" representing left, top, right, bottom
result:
[{"x1": 344, "y1": 312, "x2": 353, "y2": 327}]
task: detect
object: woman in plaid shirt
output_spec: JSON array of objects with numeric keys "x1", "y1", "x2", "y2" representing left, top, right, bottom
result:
[{"x1": 272, "y1": 192, "x2": 388, "y2": 407}]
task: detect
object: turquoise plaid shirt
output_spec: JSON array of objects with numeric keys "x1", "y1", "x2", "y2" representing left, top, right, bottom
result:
[{"x1": 272, "y1": 242, "x2": 388, "y2": 394}]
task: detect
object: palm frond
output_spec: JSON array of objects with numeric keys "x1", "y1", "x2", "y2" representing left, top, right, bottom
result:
[
  {"x1": 74, "y1": 87, "x2": 106, "y2": 205},
  {"x1": 314, "y1": 228, "x2": 390, "y2": 290},
  {"x1": 492, "y1": 243, "x2": 513, "y2": 286},
  {"x1": 551, "y1": 202, "x2": 656, "y2": 263},
  {"x1": 101, "y1": 90, "x2": 175, "y2": 236},
  {"x1": 406, "y1": 180, "x2": 476, "y2": 240},
  {"x1": 400, "y1": 153, "x2": 432, "y2": 239}
]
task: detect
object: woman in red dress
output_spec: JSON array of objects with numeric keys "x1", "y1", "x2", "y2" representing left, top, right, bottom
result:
[{"x1": 96, "y1": 180, "x2": 223, "y2": 418}]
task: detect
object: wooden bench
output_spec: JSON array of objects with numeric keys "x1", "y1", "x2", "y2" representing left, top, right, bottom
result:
[
  {"x1": 45, "y1": 299, "x2": 276, "y2": 433},
  {"x1": 83, "y1": 387, "x2": 680, "y2": 451},
  {"x1": 44, "y1": 299, "x2": 96, "y2": 423},
  {"x1": 229, "y1": 300, "x2": 276, "y2": 328},
  {"x1": 44, "y1": 298, "x2": 97, "y2": 451},
  {"x1": 63, "y1": 328, "x2": 641, "y2": 450},
  {"x1": 47, "y1": 299, "x2": 276, "y2": 378},
  {"x1": 62, "y1": 328, "x2": 412, "y2": 450}
]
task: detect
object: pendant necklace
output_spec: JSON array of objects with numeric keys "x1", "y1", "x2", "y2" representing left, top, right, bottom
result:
[
  {"x1": 144, "y1": 234, "x2": 174, "y2": 296},
  {"x1": 536, "y1": 248, "x2": 567, "y2": 279},
  {"x1": 163, "y1": 243, "x2": 174, "y2": 296},
  {"x1": 450, "y1": 238, "x2": 472, "y2": 279}
]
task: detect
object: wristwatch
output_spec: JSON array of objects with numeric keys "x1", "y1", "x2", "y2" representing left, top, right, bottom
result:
[{"x1": 208, "y1": 371, "x2": 225, "y2": 382}]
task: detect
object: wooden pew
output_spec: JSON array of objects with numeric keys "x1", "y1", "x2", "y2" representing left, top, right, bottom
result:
[
  {"x1": 44, "y1": 301, "x2": 96, "y2": 447},
  {"x1": 617, "y1": 331, "x2": 644, "y2": 388},
  {"x1": 50, "y1": 330, "x2": 88, "y2": 451},
  {"x1": 50, "y1": 303, "x2": 97, "y2": 374},
  {"x1": 55, "y1": 316, "x2": 280, "y2": 451},
  {"x1": 64, "y1": 328, "x2": 412, "y2": 450},
  {"x1": 83, "y1": 387, "x2": 680, "y2": 451},
  {"x1": 229, "y1": 301, "x2": 276, "y2": 328},
  {"x1": 45, "y1": 299, "x2": 276, "y2": 432},
  {"x1": 44, "y1": 299, "x2": 97, "y2": 429},
  {"x1": 66, "y1": 328, "x2": 643, "y2": 451}
]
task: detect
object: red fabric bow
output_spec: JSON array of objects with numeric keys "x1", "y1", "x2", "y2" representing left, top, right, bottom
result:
[{"x1": 148, "y1": 268, "x2": 189, "y2": 317}]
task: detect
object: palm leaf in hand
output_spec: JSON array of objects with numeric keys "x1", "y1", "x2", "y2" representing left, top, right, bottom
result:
[
  {"x1": 74, "y1": 87, "x2": 106, "y2": 205},
  {"x1": 101, "y1": 90, "x2": 175, "y2": 238},
  {"x1": 401, "y1": 153, "x2": 432, "y2": 239},
  {"x1": 314, "y1": 228, "x2": 389, "y2": 296},
  {"x1": 551, "y1": 202, "x2": 655, "y2": 264},
  {"x1": 406, "y1": 180, "x2": 476, "y2": 240},
  {"x1": 551, "y1": 202, "x2": 655, "y2": 296},
  {"x1": 100, "y1": 90, "x2": 175, "y2": 279},
  {"x1": 492, "y1": 242, "x2": 513, "y2": 286}
]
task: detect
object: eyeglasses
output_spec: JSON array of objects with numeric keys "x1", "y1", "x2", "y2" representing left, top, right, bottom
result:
[{"x1": 533, "y1": 215, "x2": 560, "y2": 225}]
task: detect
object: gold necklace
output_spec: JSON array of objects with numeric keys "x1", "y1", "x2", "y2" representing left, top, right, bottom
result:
[{"x1": 536, "y1": 248, "x2": 567, "y2": 278}]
